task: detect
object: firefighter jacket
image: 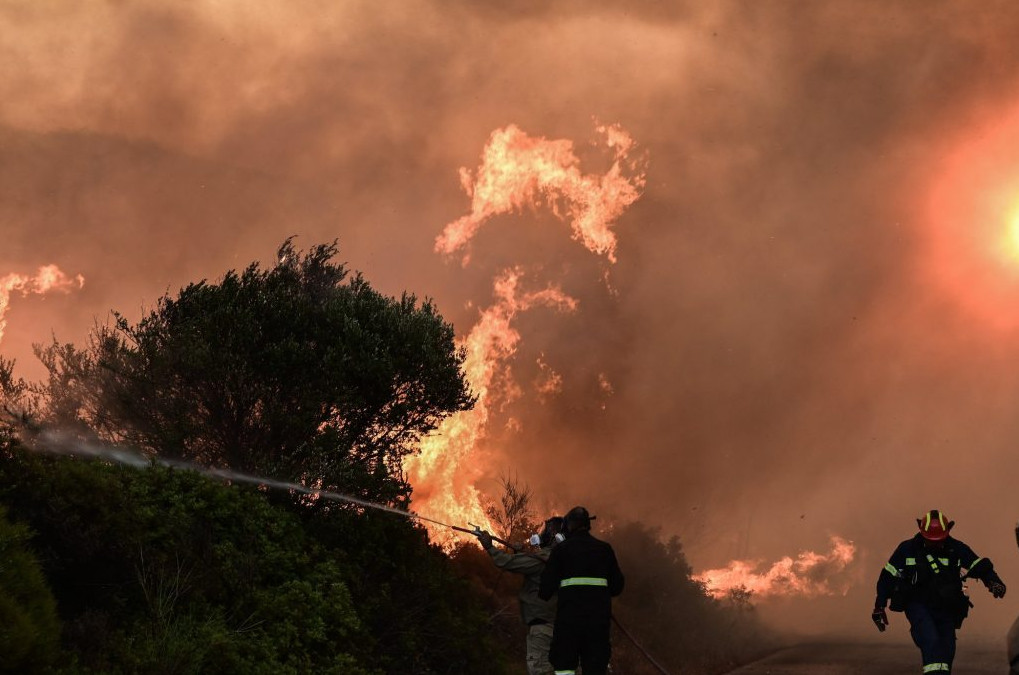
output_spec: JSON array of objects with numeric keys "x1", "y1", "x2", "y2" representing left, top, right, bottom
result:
[
  {"x1": 486, "y1": 545, "x2": 557, "y2": 626},
  {"x1": 875, "y1": 534, "x2": 1002, "y2": 612},
  {"x1": 537, "y1": 529, "x2": 624, "y2": 623}
]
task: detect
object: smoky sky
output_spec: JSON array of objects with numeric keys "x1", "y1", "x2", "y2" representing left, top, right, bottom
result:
[{"x1": 6, "y1": 0, "x2": 1019, "y2": 639}]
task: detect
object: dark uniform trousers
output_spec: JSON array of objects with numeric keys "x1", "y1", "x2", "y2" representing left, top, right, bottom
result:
[
  {"x1": 905, "y1": 601, "x2": 956, "y2": 673},
  {"x1": 549, "y1": 614, "x2": 611, "y2": 675}
]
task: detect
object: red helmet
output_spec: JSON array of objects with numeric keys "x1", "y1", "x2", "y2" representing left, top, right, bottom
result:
[{"x1": 917, "y1": 509, "x2": 953, "y2": 541}]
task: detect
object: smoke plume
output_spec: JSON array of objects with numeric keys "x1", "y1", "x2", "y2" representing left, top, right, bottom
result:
[{"x1": 7, "y1": 0, "x2": 1019, "y2": 639}]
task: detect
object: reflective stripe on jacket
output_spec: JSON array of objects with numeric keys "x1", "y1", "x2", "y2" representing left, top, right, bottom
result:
[
  {"x1": 537, "y1": 530, "x2": 624, "y2": 623},
  {"x1": 875, "y1": 534, "x2": 996, "y2": 609}
]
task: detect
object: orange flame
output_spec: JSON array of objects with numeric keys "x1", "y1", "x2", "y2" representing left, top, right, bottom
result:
[
  {"x1": 403, "y1": 269, "x2": 576, "y2": 543},
  {"x1": 411, "y1": 122, "x2": 645, "y2": 547},
  {"x1": 436, "y1": 123, "x2": 646, "y2": 264},
  {"x1": 693, "y1": 536, "x2": 856, "y2": 600},
  {"x1": 0, "y1": 265, "x2": 84, "y2": 346}
]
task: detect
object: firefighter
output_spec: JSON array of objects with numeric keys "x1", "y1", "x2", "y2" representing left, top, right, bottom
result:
[
  {"x1": 538, "y1": 506, "x2": 624, "y2": 675},
  {"x1": 476, "y1": 516, "x2": 565, "y2": 675},
  {"x1": 872, "y1": 509, "x2": 1006, "y2": 674}
]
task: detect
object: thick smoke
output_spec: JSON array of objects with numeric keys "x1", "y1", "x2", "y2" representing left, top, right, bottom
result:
[{"x1": 5, "y1": 0, "x2": 1019, "y2": 639}]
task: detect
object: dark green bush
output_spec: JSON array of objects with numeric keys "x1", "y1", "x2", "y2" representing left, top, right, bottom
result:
[
  {"x1": 0, "y1": 449, "x2": 371, "y2": 674},
  {"x1": 0, "y1": 503, "x2": 61, "y2": 674},
  {"x1": 0, "y1": 446, "x2": 513, "y2": 674}
]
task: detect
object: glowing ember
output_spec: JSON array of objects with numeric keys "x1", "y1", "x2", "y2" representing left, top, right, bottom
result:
[
  {"x1": 0, "y1": 265, "x2": 84, "y2": 346},
  {"x1": 534, "y1": 355, "x2": 563, "y2": 399},
  {"x1": 436, "y1": 123, "x2": 646, "y2": 264},
  {"x1": 693, "y1": 536, "x2": 856, "y2": 600},
  {"x1": 403, "y1": 270, "x2": 577, "y2": 542}
]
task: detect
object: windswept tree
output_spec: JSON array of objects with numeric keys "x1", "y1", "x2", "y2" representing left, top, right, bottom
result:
[{"x1": 36, "y1": 239, "x2": 473, "y2": 504}]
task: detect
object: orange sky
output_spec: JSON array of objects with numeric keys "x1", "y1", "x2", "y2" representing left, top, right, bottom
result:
[{"x1": 6, "y1": 0, "x2": 1019, "y2": 639}]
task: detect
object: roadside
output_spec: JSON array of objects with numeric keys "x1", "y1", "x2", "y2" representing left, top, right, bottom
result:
[{"x1": 721, "y1": 641, "x2": 1006, "y2": 674}]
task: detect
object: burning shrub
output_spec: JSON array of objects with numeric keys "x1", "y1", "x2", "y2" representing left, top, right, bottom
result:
[{"x1": 608, "y1": 522, "x2": 773, "y2": 675}]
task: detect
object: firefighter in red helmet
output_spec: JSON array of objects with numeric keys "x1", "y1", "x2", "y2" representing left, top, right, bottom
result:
[{"x1": 872, "y1": 509, "x2": 1006, "y2": 673}]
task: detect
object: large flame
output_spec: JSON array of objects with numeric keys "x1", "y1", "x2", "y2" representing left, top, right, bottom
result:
[
  {"x1": 403, "y1": 270, "x2": 577, "y2": 540},
  {"x1": 436, "y1": 123, "x2": 646, "y2": 264},
  {"x1": 693, "y1": 536, "x2": 857, "y2": 600},
  {"x1": 0, "y1": 265, "x2": 84, "y2": 347},
  {"x1": 409, "y1": 122, "x2": 644, "y2": 544}
]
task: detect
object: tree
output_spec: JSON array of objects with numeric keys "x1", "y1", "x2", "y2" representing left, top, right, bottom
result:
[
  {"x1": 35, "y1": 239, "x2": 473, "y2": 504},
  {"x1": 484, "y1": 473, "x2": 539, "y2": 544}
]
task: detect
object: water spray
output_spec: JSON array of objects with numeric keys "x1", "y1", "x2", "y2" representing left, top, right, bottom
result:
[{"x1": 2, "y1": 412, "x2": 496, "y2": 544}]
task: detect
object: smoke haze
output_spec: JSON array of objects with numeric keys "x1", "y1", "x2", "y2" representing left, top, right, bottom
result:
[{"x1": 6, "y1": 0, "x2": 1019, "y2": 640}]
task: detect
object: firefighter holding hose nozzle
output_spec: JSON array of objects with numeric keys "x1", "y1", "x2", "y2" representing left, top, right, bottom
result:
[
  {"x1": 872, "y1": 509, "x2": 1006, "y2": 674},
  {"x1": 475, "y1": 516, "x2": 565, "y2": 675}
]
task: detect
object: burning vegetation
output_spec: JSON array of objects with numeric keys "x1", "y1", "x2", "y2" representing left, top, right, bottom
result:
[
  {"x1": 0, "y1": 265, "x2": 83, "y2": 347},
  {"x1": 693, "y1": 536, "x2": 857, "y2": 600},
  {"x1": 0, "y1": 124, "x2": 859, "y2": 674},
  {"x1": 0, "y1": 239, "x2": 774, "y2": 674}
]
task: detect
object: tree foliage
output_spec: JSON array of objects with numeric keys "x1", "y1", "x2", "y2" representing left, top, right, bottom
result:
[{"x1": 33, "y1": 239, "x2": 473, "y2": 504}]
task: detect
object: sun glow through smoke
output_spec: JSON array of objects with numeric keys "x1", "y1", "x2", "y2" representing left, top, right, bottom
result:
[
  {"x1": 1004, "y1": 207, "x2": 1019, "y2": 264},
  {"x1": 925, "y1": 101, "x2": 1019, "y2": 331}
]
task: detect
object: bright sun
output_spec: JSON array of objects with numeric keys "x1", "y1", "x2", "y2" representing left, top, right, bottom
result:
[
  {"x1": 1004, "y1": 208, "x2": 1019, "y2": 264},
  {"x1": 925, "y1": 102, "x2": 1019, "y2": 331}
]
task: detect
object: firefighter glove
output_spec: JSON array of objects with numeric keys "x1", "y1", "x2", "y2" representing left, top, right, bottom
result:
[
  {"x1": 987, "y1": 579, "x2": 1007, "y2": 598},
  {"x1": 871, "y1": 607, "x2": 888, "y2": 632},
  {"x1": 475, "y1": 530, "x2": 493, "y2": 550}
]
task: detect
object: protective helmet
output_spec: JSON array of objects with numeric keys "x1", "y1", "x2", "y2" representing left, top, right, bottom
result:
[
  {"x1": 565, "y1": 506, "x2": 594, "y2": 532},
  {"x1": 917, "y1": 509, "x2": 954, "y2": 541},
  {"x1": 539, "y1": 516, "x2": 566, "y2": 547}
]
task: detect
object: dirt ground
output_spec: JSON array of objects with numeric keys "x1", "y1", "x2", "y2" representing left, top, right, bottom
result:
[{"x1": 722, "y1": 641, "x2": 1008, "y2": 674}]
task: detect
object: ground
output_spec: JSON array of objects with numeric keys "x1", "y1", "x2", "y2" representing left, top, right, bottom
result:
[{"x1": 723, "y1": 641, "x2": 1007, "y2": 674}]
